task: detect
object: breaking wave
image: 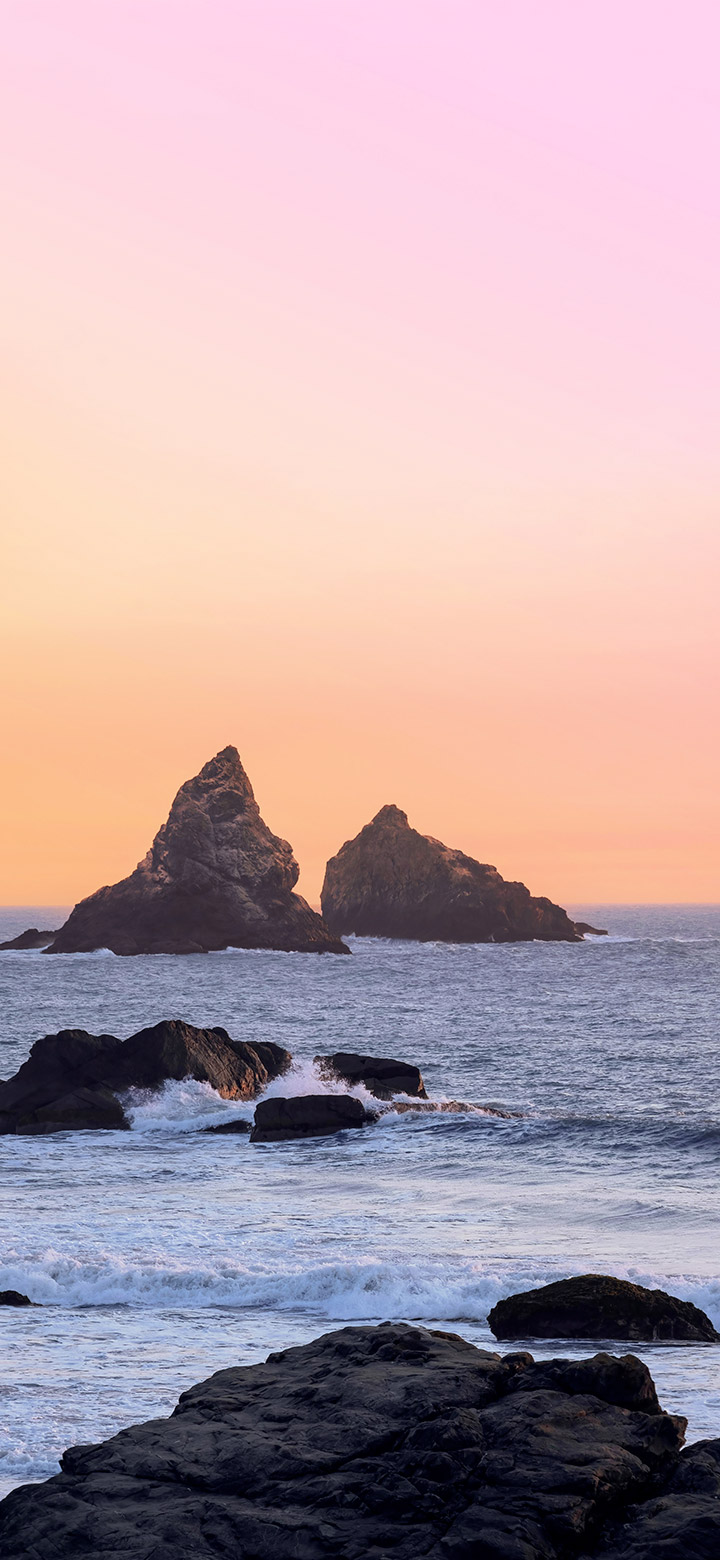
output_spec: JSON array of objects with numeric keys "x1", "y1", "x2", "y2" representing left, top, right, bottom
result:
[{"x1": 2, "y1": 1248, "x2": 720, "y2": 1330}]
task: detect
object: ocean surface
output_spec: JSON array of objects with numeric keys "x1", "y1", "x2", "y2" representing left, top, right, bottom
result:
[{"x1": 1, "y1": 903, "x2": 720, "y2": 1498}]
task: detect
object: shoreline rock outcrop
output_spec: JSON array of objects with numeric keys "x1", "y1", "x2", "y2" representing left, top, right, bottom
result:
[
  {"x1": 488, "y1": 1274, "x2": 720, "y2": 1343},
  {"x1": 1, "y1": 1321, "x2": 717, "y2": 1559},
  {"x1": 250, "y1": 1093, "x2": 373, "y2": 1141},
  {"x1": 321, "y1": 805, "x2": 584, "y2": 943},
  {"x1": 314, "y1": 1049, "x2": 427, "y2": 1099},
  {"x1": 46, "y1": 747, "x2": 349, "y2": 956},
  {"x1": 0, "y1": 1020, "x2": 290, "y2": 1135}
]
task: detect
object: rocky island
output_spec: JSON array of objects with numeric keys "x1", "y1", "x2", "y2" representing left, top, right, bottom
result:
[
  {"x1": 0, "y1": 1320, "x2": 717, "y2": 1559},
  {"x1": 44, "y1": 747, "x2": 348, "y2": 955},
  {"x1": 321, "y1": 804, "x2": 586, "y2": 943}
]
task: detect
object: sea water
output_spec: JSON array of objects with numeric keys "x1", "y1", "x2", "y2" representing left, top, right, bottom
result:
[{"x1": 1, "y1": 904, "x2": 719, "y2": 1496}]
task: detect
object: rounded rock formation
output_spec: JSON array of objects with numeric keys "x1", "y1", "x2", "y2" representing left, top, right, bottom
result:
[{"x1": 487, "y1": 1274, "x2": 719, "y2": 1343}]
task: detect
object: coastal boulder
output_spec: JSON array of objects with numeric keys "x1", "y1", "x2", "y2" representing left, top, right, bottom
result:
[
  {"x1": 0, "y1": 1321, "x2": 703, "y2": 1560},
  {"x1": 488, "y1": 1274, "x2": 720, "y2": 1343},
  {"x1": 321, "y1": 804, "x2": 582, "y2": 943},
  {"x1": 250, "y1": 1093, "x2": 372, "y2": 1141},
  {"x1": 47, "y1": 747, "x2": 349, "y2": 956},
  {"x1": 0, "y1": 1292, "x2": 33, "y2": 1307},
  {"x1": 0, "y1": 1020, "x2": 291, "y2": 1135},
  {"x1": 314, "y1": 1050, "x2": 427, "y2": 1098}
]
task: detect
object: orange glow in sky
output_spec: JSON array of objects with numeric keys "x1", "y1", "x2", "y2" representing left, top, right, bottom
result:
[{"x1": 1, "y1": 2, "x2": 719, "y2": 906}]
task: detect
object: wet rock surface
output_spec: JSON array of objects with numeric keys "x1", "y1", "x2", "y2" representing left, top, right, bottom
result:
[
  {"x1": 314, "y1": 1049, "x2": 427, "y2": 1098},
  {"x1": 488, "y1": 1274, "x2": 720, "y2": 1343},
  {"x1": 1, "y1": 1321, "x2": 716, "y2": 1560},
  {"x1": 321, "y1": 804, "x2": 582, "y2": 943},
  {"x1": 250, "y1": 1093, "x2": 373, "y2": 1141},
  {"x1": 0, "y1": 1020, "x2": 290, "y2": 1135},
  {"x1": 0, "y1": 1291, "x2": 33, "y2": 1307},
  {"x1": 0, "y1": 928, "x2": 59, "y2": 950},
  {"x1": 47, "y1": 746, "x2": 348, "y2": 955}
]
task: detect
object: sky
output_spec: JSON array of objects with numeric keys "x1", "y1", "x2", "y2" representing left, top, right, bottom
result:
[{"x1": 1, "y1": 0, "x2": 719, "y2": 907}]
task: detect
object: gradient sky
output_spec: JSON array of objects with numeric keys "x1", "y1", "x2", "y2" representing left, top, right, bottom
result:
[{"x1": 2, "y1": 1, "x2": 719, "y2": 907}]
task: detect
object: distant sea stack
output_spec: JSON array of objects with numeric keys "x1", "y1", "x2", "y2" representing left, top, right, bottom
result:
[
  {"x1": 321, "y1": 805, "x2": 582, "y2": 943},
  {"x1": 47, "y1": 747, "x2": 348, "y2": 956}
]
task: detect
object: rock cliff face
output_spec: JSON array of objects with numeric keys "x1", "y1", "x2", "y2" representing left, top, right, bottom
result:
[
  {"x1": 321, "y1": 805, "x2": 581, "y2": 943},
  {"x1": 0, "y1": 1321, "x2": 714, "y2": 1560},
  {"x1": 48, "y1": 747, "x2": 348, "y2": 955}
]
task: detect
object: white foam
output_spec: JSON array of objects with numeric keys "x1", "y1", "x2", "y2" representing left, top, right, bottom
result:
[
  {"x1": 3, "y1": 1248, "x2": 720, "y2": 1329},
  {"x1": 124, "y1": 1078, "x2": 255, "y2": 1133}
]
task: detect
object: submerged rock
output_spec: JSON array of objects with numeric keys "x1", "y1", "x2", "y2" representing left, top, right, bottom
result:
[
  {"x1": 0, "y1": 1320, "x2": 712, "y2": 1560},
  {"x1": 47, "y1": 746, "x2": 349, "y2": 956},
  {"x1": 0, "y1": 928, "x2": 59, "y2": 950},
  {"x1": 488, "y1": 1274, "x2": 720, "y2": 1343},
  {"x1": 314, "y1": 1050, "x2": 427, "y2": 1099},
  {"x1": 202, "y1": 1118, "x2": 252, "y2": 1135},
  {"x1": 250, "y1": 1093, "x2": 372, "y2": 1141},
  {"x1": 321, "y1": 804, "x2": 581, "y2": 943},
  {"x1": 0, "y1": 1020, "x2": 290, "y2": 1135}
]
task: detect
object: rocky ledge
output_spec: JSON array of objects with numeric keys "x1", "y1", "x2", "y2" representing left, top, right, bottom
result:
[
  {"x1": 0, "y1": 1321, "x2": 717, "y2": 1559},
  {"x1": 0, "y1": 1020, "x2": 290, "y2": 1135},
  {"x1": 488, "y1": 1274, "x2": 720, "y2": 1344},
  {"x1": 321, "y1": 805, "x2": 584, "y2": 943},
  {"x1": 45, "y1": 746, "x2": 348, "y2": 955}
]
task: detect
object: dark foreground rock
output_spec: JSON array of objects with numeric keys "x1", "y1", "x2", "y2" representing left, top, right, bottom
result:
[
  {"x1": 314, "y1": 1050, "x2": 427, "y2": 1098},
  {"x1": 250, "y1": 1093, "x2": 373, "y2": 1141},
  {"x1": 0, "y1": 1020, "x2": 290, "y2": 1135},
  {"x1": 0, "y1": 1291, "x2": 32, "y2": 1307},
  {"x1": 0, "y1": 928, "x2": 59, "y2": 950},
  {"x1": 47, "y1": 746, "x2": 348, "y2": 955},
  {"x1": 321, "y1": 804, "x2": 582, "y2": 943},
  {"x1": 488, "y1": 1274, "x2": 720, "y2": 1343},
  {"x1": 2, "y1": 1321, "x2": 717, "y2": 1560}
]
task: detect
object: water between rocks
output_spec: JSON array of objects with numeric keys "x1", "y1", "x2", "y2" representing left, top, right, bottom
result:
[{"x1": 1, "y1": 904, "x2": 719, "y2": 1495}]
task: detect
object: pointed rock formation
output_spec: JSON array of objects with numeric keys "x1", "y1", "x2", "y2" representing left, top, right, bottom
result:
[
  {"x1": 48, "y1": 747, "x2": 348, "y2": 955},
  {"x1": 321, "y1": 804, "x2": 581, "y2": 943}
]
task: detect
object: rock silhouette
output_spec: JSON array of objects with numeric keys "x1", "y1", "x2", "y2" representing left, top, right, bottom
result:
[
  {"x1": 0, "y1": 928, "x2": 58, "y2": 950},
  {"x1": 0, "y1": 1020, "x2": 290, "y2": 1135},
  {"x1": 488, "y1": 1274, "x2": 719, "y2": 1343},
  {"x1": 321, "y1": 804, "x2": 581, "y2": 943},
  {"x1": 314, "y1": 1050, "x2": 427, "y2": 1098},
  {"x1": 1, "y1": 1321, "x2": 714, "y2": 1560},
  {"x1": 47, "y1": 747, "x2": 348, "y2": 956}
]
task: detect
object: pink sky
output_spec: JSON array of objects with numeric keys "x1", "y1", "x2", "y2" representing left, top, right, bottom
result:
[{"x1": 1, "y1": 2, "x2": 719, "y2": 904}]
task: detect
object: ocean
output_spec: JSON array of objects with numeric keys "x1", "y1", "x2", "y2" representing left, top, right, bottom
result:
[{"x1": 1, "y1": 903, "x2": 719, "y2": 1498}]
